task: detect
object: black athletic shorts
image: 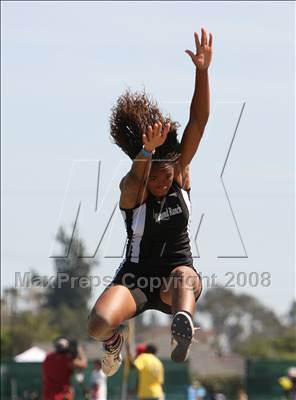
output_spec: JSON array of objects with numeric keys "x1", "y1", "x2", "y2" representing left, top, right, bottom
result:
[{"x1": 110, "y1": 262, "x2": 202, "y2": 317}]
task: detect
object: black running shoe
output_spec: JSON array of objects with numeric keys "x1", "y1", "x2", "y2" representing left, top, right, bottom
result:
[{"x1": 170, "y1": 311, "x2": 199, "y2": 363}]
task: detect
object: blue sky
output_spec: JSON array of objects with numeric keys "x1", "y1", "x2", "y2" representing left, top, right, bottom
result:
[{"x1": 2, "y1": 1, "x2": 295, "y2": 316}]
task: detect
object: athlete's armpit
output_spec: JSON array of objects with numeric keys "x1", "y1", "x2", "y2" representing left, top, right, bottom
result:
[{"x1": 174, "y1": 162, "x2": 191, "y2": 191}]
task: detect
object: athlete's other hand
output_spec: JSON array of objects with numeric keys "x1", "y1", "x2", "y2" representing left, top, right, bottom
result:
[
  {"x1": 185, "y1": 27, "x2": 213, "y2": 70},
  {"x1": 142, "y1": 121, "x2": 170, "y2": 152}
]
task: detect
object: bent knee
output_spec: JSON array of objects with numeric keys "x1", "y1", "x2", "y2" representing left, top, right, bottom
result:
[
  {"x1": 170, "y1": 266, "x2": 202, "y2": 294},
  {"x1": 171, "y1": 266, "x2": 193, "y2": 276},
  {"x1": 170, "y1": 266, "x2": 200, "y2": 281},
  {"x1": 87, "y1": 310, "x2": 113, "y2": 340}
]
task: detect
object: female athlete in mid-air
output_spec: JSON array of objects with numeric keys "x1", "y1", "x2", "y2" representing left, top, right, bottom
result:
[{"x1": 88, "y1": 27, "x2": 213, "y2": 376}]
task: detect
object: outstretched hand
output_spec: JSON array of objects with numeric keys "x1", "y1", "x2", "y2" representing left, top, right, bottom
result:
[
  {"x1": 142, "y1": 121, "x2": 170, "y2": 152},
  {"x1": 185, "y1": 27, "x2": 213, "y2": 70}
]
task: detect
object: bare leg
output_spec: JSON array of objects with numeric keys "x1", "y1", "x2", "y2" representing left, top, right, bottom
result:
[
  {"x1": 159, "y1": 266, "x2": 202, "y2": 363},
  {"x1": 87, "y1": 285, "x2": 137, "y2": 341},
  {"x1": 159, "y1": 266, "x2": 202, "y2": 315}
]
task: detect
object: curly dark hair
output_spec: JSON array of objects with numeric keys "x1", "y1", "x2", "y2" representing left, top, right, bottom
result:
[{"x1": 109, "y1": 89, "x2": 181, "y2": 163}]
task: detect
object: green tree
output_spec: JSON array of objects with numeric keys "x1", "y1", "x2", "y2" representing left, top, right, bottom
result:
[
  {"x1": 50, "y1": 304, "x2": 88, "y2": 339},
  {"x1": 1, "y1": 326, "x2": 14, "y2": 359},
  {"x1": 236, "y1": 331, "x2": 296, "y2": 360},
  {"x1": 45, "y1": 226, "x2": 98, "y2": 312},
  {"x1": 1, "y1": 306, "x2": 58, "y2": 359},
  {"x1": 1, "y1": 227, "x2": 100, "y2": 358},
  {"x1": 288, "y1": 300, "x2": 296, "y2": 326},
  {"x1": 198, "y1": 286, "x2": 283, "y2": 352}
]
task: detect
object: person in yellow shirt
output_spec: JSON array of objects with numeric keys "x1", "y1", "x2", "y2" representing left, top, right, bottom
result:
[
  {"x1": 278, "y1": 367, "x2": 296, "y2": 400},
  {"x1": 128, "y1": 343, "x2": 165, "y2": 400}
]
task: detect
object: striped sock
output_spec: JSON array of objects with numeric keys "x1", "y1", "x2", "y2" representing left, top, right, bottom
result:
[{"x1": 103, "y1": 331, "x2": 121, "y2": 348}]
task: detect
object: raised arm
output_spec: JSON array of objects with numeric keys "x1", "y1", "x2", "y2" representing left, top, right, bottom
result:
[
  {"x1": 71, "y1": 345, "x2": 88, "y2": 369},
  {"x1": 179, "y1": 28, "x2": 213, "y2": 171}
]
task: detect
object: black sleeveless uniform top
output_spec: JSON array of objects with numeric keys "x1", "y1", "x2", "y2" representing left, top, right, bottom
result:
[{"x1": 120, "y1": 180, "x2": 193, "y2": 269}]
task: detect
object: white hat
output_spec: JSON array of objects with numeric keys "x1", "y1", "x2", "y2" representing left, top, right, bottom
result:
[{"x1": 55, "y1": 337, "x2": 70, "y2": 351}]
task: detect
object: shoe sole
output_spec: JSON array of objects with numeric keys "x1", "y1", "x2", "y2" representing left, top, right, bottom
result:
[{"x1": 171, "y1": 312, "x2": 194, "y2": 363}]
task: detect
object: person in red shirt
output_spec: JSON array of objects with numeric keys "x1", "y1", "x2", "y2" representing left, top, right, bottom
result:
[{"x1": 42, "y1": 337, "x2": 87, "y2": 400}]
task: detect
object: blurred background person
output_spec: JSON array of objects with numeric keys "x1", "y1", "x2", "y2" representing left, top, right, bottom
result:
[
  {"x1": 237, "y1": 389, "x2": 248, "y2": 400},
  {"x1": 187, "y1": 378, "x2": 206, "y2": 400},
  {"x1": 127, "y1": 342, "x2": 165, "y2": 400},
  {"x1": 136, "y1": 343, "x2": 148, "y2": 358},
  {"x1": 89, "y1": 359, "x2": 107, "y2": 400},
  {"x1": 278, "y1": 367, "x2": 296, "y2": 400},
  {"x1": 214, "y1": 393, "x2": 227, "y2": 400},
  {"x1": 42, "y1": 337, "x2": 87, "y2": 400}
]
